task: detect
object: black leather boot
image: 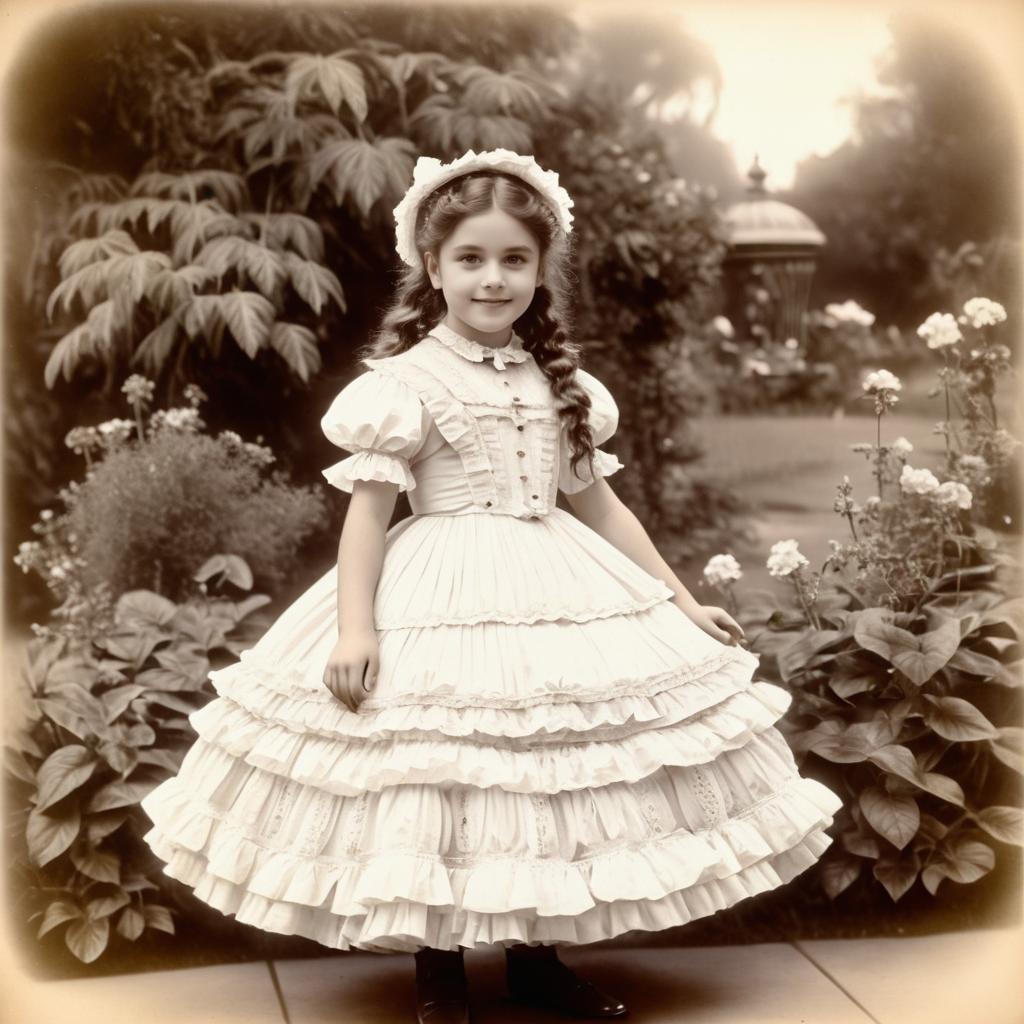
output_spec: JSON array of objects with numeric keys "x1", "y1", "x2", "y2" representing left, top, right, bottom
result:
[
  {"x1": 414, "y1": 946, "x2": 471, "y2": 1024},
  {"x1": 505, "y1": 943, "x2": 629, "y2": 1018}
]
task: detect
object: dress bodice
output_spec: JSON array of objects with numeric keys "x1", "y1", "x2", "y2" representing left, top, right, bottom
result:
[{"x1": 320, "y1": 323, "x2": 624, "y2": 519}]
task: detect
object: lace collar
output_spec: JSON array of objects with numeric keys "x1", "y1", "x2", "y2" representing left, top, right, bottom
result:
[{"x1": 428, "y1": 321, "x2": 529, "y2": 371}]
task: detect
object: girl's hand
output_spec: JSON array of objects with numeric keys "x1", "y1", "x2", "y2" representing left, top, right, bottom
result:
[
  {"x1": 687, "y1": 604, "x2": 746, "y2": 646},
  {"x1": 322, "y1": 629, "x2": 379, "y2": 712}
]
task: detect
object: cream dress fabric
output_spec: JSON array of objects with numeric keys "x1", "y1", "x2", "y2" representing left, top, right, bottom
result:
[{"x1": 141, "y1": 322, "x2": 842, "y2": 953}]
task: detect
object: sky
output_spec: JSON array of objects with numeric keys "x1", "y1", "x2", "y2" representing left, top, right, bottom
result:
[
  {"x1": 636, "y1": 0, "x2": 1021, "y2": 193},
  {"x1": 674, "y1": 4, "x2": 895, "y2": 191}
]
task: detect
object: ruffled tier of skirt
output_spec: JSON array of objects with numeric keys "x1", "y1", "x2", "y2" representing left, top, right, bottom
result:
[{"x1": 141, "y1": 508, "x2": 842, "y2": 952}]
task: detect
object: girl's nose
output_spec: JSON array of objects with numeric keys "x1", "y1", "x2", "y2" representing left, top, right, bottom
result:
[{"x1": 482, "y1": 261, "x2": 506, "y2": 288}]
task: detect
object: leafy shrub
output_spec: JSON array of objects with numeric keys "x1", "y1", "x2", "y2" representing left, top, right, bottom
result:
[
  {"x1": 16, "y1": 377, "x2": 327, "y2": 605},
  {"x1": 4, "y1": 559, "x2": 270, "y2": 963},
  {"x1": 701, "y1": 296, "x2": 1022, "y2": 906},
  {"x1": 539, "y1": 93, "x2": 743, "y2": 565},
  {"x1": 690, "y1": 299, "x2": 928, "y2": 415}
]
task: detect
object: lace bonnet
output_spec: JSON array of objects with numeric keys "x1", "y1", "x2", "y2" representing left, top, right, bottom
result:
[{"x1": 392, "y1": 148, "x2": 575, "y2": 267}]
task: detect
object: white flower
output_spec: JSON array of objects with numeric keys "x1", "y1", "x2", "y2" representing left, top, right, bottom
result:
[
  {"x1": 864, "y1": 495, "x2": 882, "y2": 510},
  {"x1": 825, "y1": 300, "x2": 875, "y2": 327},
  {"x1": 40, "y1": 509, "x2": 54, "y2": 521},
  {"x1": 711, "y1": 315, "x2": 734, "y2": 338},
  {"x1": 935, "y1": 481, "x2": 973, "y2": 509},
  {"x1": 703, "y1": 553, "x2": 743, "y2": 587},
  {"x1": 962, "y1": 297, "x2": 1007, "y2": 329},
  {"x1": 219, "y1": 430, "x2": 244, "y2": 447},
  {"x1": 784, "y1": 337, "x2": 800, "y2": 350},
  {"x1": 50, "y1": 565, "x2": 67, "y2": 580},
  {"x1": 151, "y1": 407, "x2": 202, "y2": 432},
  {"x1": 766, "y1": 539, "x2": 809, "y2": 578},
  {"x1": 891, "y1": 437, "x2": 913, "y2": 455},
  {"x1": 663, "y1": 192, "x2": 679, "y2": 208},
  {"x1": 900, "y1": 464, "x2": 940, "y2": 495},
  {"x1": 862, "y1": 369, "x2": 902, "y2": 393},
  {"x1": 917, "y1": 312, "x2": 962, "y2": 349},
  {"x1": 636, "y1": 170, "x2": 652, "y2": 184},
  {"x1": 957, "y1": 454, "x2": 987, "y2": 472},
  {"x1": 746, "y1": 357, "x2": 772, "y2": 376}
]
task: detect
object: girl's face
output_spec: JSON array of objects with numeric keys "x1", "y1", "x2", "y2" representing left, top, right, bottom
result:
[{"x1": 424, "y1": 203, "x2": 541, "y2": 346}]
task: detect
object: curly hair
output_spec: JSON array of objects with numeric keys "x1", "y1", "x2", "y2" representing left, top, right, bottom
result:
[{"x1": 357, "y1": 171, "x2": 598, "y2": 486}]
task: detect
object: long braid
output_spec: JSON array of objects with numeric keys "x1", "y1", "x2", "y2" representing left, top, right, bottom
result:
[{"x1": 363, "y1": 171, "x2": 597, "y2": 485}]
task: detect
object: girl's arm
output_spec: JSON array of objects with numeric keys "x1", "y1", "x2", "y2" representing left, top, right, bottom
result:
[
  {"x1": 323, "y1": 479, "x2": 398, "y2": 709},
  {"x1": 564, "y1": 478, "x2": 744, "y2": 646},
  {"x1": 337, "y1": 480, "x2": 398, "y2": 633}
]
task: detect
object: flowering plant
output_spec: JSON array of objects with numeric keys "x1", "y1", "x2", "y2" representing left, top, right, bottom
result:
[
  {"x1": 711, "y1": 296, "x2": 1022, "y2": 907},
  {"x1": 15, "y1": 376, "x2": 326, "y2": 612}
]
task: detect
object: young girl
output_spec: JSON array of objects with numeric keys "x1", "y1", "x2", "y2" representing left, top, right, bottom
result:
[{"x1": 141, "y1": 149, "x2": 842, "y2": 1024}]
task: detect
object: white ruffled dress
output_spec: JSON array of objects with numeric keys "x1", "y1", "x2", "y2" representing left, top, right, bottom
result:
[{"x1": 141, "y1": 322, "x2": 842, "y2": 954}]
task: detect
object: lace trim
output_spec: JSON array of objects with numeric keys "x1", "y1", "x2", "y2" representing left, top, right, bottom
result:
[
  {"x1": 147, "y1": 770, "x2": 818, "y2": 870},
  {"x1": 373, "y1": 591, "x2": 673, "y2": 631},
  {"x1": 428, "y1": 322, "x2": 529, "y2": 367},
  {"x1": 356, "y1": 649, "x2": 753, "y2": 712}
]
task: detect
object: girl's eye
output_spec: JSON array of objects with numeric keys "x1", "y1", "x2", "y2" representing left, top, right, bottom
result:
[
  {"x1": 458, "y1": 255, "x2": 480, "y2": 264},
  {"x1": 506, "y1": 255, "x2": 525, "y2": 265}
]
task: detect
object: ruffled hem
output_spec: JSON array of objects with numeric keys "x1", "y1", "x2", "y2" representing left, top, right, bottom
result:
[
  {"x1": 559, "y1": 448, "x2": 624, "y2": 494},
  {"x1": 142, "y1": 822, "x2": 835, "y2": 953},
  {"x1": 200, "y1": 661, "x2": 790, "y2": 746},
  {"x1": 184, "y1": 698, "x2": 796, "y2": 795},
  {"x1": 321, "y1": 449, "x2": 417, "y2": 493},
  {"x1": 210, "y1": 645, "x2": 760, "y2": 736},
  {"x1": 143, "y1": 772, "x2": 838, "y2": 917}
]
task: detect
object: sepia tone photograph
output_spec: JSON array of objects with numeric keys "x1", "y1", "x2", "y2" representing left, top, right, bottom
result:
[{"x1": 1, "y1": 0, "x2": 1022, "y2": 1020}]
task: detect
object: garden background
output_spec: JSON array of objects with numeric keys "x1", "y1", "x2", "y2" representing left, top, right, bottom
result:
[{"x1": 1, "y1": 0, "x2": 1022, "y2": 985}]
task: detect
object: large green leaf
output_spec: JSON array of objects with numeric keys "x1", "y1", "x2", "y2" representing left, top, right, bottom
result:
[
  {"x1": 222, "y1": 292, "x2": 276, "y2": 358},
  {"x1": 144, "y1": 905, "x2": 176, "y2": 935},
  {"x1": 240, "y1": 211, "x2": 324, "y2": 261},
  {"x1": 65, "y1": 916, "x2": 109, "y2": 963},
  {"x1": 922, "y1": 695, "x2": 998, "y2": 741},
  {"x1": 873, "y1": 852, "x2": 920, "y2": 902},
  {"x1": 308, "y1": 136, "x2": 416, "y2": 217},
  {"x1": 86, "y1": 778, "x2": 158, "y2": 813},
  {"x1": 57, "y1": 230, "x2": 138, "y2": 278},
  {"x1": 922, "y1": 837, "x2": 995, "y2": 894},
  {"x1": 867, "y1": 744, "x2": 922, "y2": 785},
  {"x1": 269, "y1": 322, "x2": 322, "y2": 382},
  {"x1": 988, "y1": 727, "x2": 1024, "y2": 773},
  {"x1": 35, "y1": 745, "x2": 98, "y2": 812},
  {"x1": 70, "y1": 844, "x2": 121, "y2": 884},
  {"x1": 132, "y1": 169, "x2": 250, "y2": 213},
  {"x1": 283, "y1": 252, "x2": 346, "y2": 314},
  {"x1": 116, "y1": 906, "x2": 145, "y2": 941},
  {"x1": 974, "y1": 806, "x2": 1024, "y2": 846},
  {"x1": 819, "y1": 854, "x2": 862, "y2": 898},
  {"x1": 859, "y1": 786, "x2": 920, "y2": 849},
  {"x1": 27, "y1": 805, "x2": 81, "y2": 866},
  {"x1": 286, "y1": 54, "x2": 368, "y2": 122},
  {"x1": 37, "y1": 900, "x2": 83, "y2": 938},
  {"x1": 87, "y1": 892, "x2": 131, "y2": 919}
]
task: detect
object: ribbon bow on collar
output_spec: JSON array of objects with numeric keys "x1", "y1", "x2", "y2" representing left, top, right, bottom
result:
[{"x1": 430, "y1": 322, "x2": 529, "y2": 371}]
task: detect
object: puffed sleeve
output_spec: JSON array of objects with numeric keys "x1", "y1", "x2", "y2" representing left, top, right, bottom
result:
[
  {"x1": 320, "y1": 370, "x2": 431, "y2": 493},
  {"x1": 558, "y1": 368, "x2": 625, "y2": 494}
]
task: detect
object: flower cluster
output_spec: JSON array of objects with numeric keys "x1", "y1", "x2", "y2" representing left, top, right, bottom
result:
[
  {"x1": 825, "y1": 299, "x2": 875, "y2": 327},
  {"x1": 702, "y1": 553, "x2": 743, "y2": 587},
  {"x1": 121, "y1": 374, "x2": 155, "y2": 405},
  {"x1": 767, "y1": 539, "x2": 810, "y2": 578},
  {"x1": 149, "y1": 407, "x2": 204, "y2": 433},
  {"x1": 917, "y1": 312, "x2": 963, "y2": 350},
  {"x1": 962, "y1": 297, "x2": 1007, "y2": 329}
]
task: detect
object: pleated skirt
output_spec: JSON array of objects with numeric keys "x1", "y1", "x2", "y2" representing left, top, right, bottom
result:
[{"x1": 141, "y1": 508, "x2": 842, "y2": 953}]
